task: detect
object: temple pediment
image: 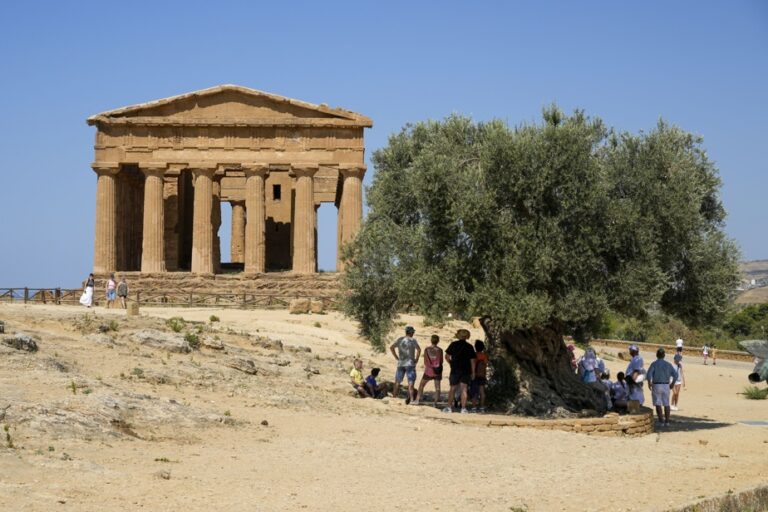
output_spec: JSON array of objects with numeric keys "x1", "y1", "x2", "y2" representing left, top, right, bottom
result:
[{"x1": 87, "y1": 85, "x2": 372, "y2": 128}]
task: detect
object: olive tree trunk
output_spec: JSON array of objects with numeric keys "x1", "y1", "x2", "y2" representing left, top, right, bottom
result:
[{"x1": 480, "y1": 317, "x2": 607, "y2": 417}]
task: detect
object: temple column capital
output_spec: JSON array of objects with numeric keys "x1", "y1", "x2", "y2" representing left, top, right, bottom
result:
[
  {"x1": 91, "y1": 162, "x2": 120, "y2": 176},
  {"x1": 243, "y1": 163, "x2": 270, "y2": 178},
  {"x1": 339, "y1": 165, "x2": 366, "y2": 179},
  {"x1": 139, "y1": 163, "x2": 167, "y2": 178},
  {"x1": 290, "y1": 164, "x2": 319, "y2": 179}
]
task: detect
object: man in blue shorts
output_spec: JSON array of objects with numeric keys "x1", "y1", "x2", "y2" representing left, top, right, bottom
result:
[
  {"x1": 390, "y1": 326, "x2": 421, "y2": 403},
  {"x1": 646, "y1": 347, "x2": 678, "y2": 427}
]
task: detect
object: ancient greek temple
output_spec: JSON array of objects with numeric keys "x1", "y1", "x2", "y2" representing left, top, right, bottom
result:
[{"x1": 87, "y1": 85, "x2": 371, "y2": 276}]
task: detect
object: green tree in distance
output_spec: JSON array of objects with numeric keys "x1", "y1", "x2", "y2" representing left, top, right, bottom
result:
[{"x1": 342, "y1": 108, "x2": 739, "y2": 416}]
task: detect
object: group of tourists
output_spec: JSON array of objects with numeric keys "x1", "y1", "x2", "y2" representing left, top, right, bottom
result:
[
  {"x1": 350, "y1": 326, "x2": 489, "y2": 414},
  {"x1": 79, "y1": 273, "x2": 129, "y2": 309},
  {"x1": 572, "y1": 342, "x2": 686, "y2": 427}
]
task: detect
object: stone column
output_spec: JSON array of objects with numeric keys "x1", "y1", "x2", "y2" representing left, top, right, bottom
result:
[
  {"x1": 230, "y1": 200, "x2": 246, "y2": 264},
  {"x1": 243, "y1": 164, "x2": 269, "y2": 274},
  {"x1": 140, "y1": 165, "x2": 167, "y2": 273},
  {"x1": 337, "y1": 166, "x2": 365, "y2": 270},
  {"x1": 92, "y1": 163, "x2": 120, "y2": 274},
  {"x1": 190, "y1": 166, "x2": 216, "y2": 274},
  {"x1": 291, "y1": 165, "x2": 318, "y2": 274},
  {"x1": 212, "y1": 175, "x2": 222, "y2": 274}
]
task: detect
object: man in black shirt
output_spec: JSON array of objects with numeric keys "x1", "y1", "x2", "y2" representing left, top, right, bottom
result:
[{"x1": 444, "y1": 329, "x2": 476, "y2": 414}]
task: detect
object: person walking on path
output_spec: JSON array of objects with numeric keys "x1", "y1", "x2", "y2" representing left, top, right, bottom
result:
[
  {"x1": 711, "y1": 344, "x2": 718, "y2": 366},
  {"x1": 647, "y1": 347, "x2": 678, "y2": 427},
  {"x1": 79, "y1": 273, "x2": 95, "y2": 308},
  {"x1": 702, "y1": 344, "x2": 710, "y2": 365},
  {"x1": 415, "y1": 335, "x2": 443, "y2": 407},
  {"x1": 675, "y1": 337, "x2": 684, "y2": 351},
  {"x1": 390, "y1": 326, "x2": 421, "y2": 403},
  {"x1": 444, "y1": 329, "x2": 476, "y2": 414},
  {"x1": 105, "y1": 273, "x2": 117, "y2": 309},
  {"x1": 117, "y1": 276, "x2": 129, "y2": 309},
  {"x1": 671, "y1": 352, "x2": 685, "y2": 411}
]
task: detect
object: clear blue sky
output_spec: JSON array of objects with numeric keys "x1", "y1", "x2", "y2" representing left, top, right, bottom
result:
[{"x1": 1, "y1": 1, "x2": 766, "y2": 287}]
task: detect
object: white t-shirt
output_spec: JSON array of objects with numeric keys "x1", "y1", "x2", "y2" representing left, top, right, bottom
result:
[
  {"x1": 675, "y1": 338, "x2": 683, "y2": 349},
  {"x1": 702, "y1": 345, "x2": 709, "y2": 355}
]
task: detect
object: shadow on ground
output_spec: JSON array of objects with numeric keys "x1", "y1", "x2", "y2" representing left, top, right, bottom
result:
[{"x1": 663, "y1": 414, "x2": 731, "y2": 432}]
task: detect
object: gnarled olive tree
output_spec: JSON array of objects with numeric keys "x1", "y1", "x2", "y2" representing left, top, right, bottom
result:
[{"x1": 342, "y1": 108, "x2": 739, "y2": 416}]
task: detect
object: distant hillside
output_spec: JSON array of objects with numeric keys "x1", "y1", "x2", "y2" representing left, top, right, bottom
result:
[
  {"x1": 737, "y1": 259, "x2": 768, "y2": 304},
  {"x1": 740, "y1": 259, "x2": 768, "y2": 281}
]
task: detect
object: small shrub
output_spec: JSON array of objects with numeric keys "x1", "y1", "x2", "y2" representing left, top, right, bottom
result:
[
  {"x1": 209, "y1": 315, "x2": 220, "y2": 323},
  {"x1": 108, "y1": 320, "x2": 119, "y2": 332},
  {"x1": 83, "y1": 388, "x2": 93, "y2": 395},
  {"x1": 223, "y1": 410, "x2": 231, "y2": 416},
  {"x1": 313, "y1": 321, "x2": 322, "y2": 328},
  {"x1": 184, "y1": 332, "x2": 200, "y2": 349},
  {"x1": 166, "y1": 317, "x2": 186, "y2": 333},
  {"x1": 70, "y1": 380, "x2": 77, "y2": 395},
  {"x1": 742, "y1": 386, "x2": 768, "y2": 400},
  {"x1": 154, "y1": 457, "x2": 171, "y2": 463},
  {"x1": 131, "y1": 367, "x2": 145, "y2": 378},
  {"x1": 48, "y1": 446, "x2": 54, "y2": 452}
]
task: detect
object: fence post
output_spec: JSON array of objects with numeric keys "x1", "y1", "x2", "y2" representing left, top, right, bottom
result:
[
  {"x1": 55, "y1": 288, "x2": 61, "y2": 305},
  {"x1": 24, "y1": 287, "x2": 29, "y2": 304}
]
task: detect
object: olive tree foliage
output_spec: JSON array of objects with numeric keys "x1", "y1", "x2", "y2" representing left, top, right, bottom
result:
[{"x1": 342, "y1": 108, "x2": 739, "y2": 351}]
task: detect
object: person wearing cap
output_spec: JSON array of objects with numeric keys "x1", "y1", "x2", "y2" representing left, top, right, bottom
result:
[
  {"x1": 646, "y1": 347, "x2": 678, "y2": 427},
  {"x1": 625, "y1": 344, "x2": 646, "y2": 405},
  {"x1": 444, "y1": 329, "x2": 476, "y2": 414},
  {"x1": 390, "y1": 326, "x2": 421, "y2": 403},
  {"x1": 671, "y1": 352, "x2": 686, "y2": 411}
]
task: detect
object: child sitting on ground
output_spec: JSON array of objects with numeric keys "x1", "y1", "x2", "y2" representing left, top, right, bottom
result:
[
  {"x1": 350, "y1": 359, "x2": 370, "y2": 398},
  {"x1": 365, "y1": 367, "x2": 387, "y2": 399}
]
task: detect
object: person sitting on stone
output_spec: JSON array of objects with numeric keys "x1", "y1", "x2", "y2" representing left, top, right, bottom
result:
[
  {"x1": 611, "y1": 371, "x2": 629, "y2": 411},
  {"x1": 350, "y1": 359, "x2": 370, "y2": 398},
  {"x1": 365, "y1": 367, "x2": 387, "y2": 399}
]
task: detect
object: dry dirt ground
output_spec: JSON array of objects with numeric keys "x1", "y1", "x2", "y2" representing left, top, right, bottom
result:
[{"x1": 1, "y1": 303, "x2": 767, "y2": 512}]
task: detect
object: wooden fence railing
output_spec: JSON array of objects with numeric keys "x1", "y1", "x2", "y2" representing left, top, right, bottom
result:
[{"x1": 0, "y1": 288, "x2": 337, "y2": 309}]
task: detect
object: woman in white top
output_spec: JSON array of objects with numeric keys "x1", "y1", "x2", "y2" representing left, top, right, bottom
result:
[
  {"x1": 671, "y1": 353, "x2": 685, "y2": 410},
  {"x1": 702, "y1": 344, "x2": 709, "y2": 365}
]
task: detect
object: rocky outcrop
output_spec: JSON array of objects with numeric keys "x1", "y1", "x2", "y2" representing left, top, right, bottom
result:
[
  {"x1": 2, "y1": 333, "x2": 39, "y2": 352},
  {"x1": 130, "y1": 329, "x2": 191, "y2": 353}
]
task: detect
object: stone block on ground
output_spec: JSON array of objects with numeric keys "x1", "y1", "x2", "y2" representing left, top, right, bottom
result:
[
  {"x1": 130, "y1": 329, "x2": 191, "y2": 353},
  {"x1": 2, "y1": 333, "x2": 39, "y2": 352},
  {"x1": 289, "y1": 298, "x2": 311, "y2": 314},
  {"x1": 127, "y1": 302, "x2": 140, "y2": 316},
  {"x1": 309, "y1": 300, "x2": 324, "y2": 314}
]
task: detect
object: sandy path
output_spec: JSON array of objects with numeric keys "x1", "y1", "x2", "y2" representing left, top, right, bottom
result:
[{"x1": 1, "y1": 303, "x2": 767, "y2": 511}]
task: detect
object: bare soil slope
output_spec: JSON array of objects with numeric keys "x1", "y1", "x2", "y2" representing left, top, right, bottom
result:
[{"x1": 1, "y1": 303, "x2": 767, "y2": 512}]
